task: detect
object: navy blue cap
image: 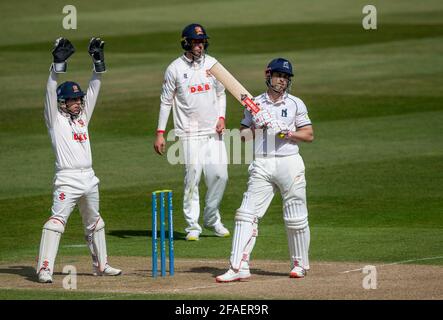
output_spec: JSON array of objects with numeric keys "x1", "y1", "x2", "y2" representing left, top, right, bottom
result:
[
  {"x1": 56, "y1": 81, "x2": 85, "y2": 101},
  {"x1": 181, "y1": 23, "x2": 209, "y2": 40},
  {"x1": 266, "y1": 58, "x2": 294, "y2": 77}
]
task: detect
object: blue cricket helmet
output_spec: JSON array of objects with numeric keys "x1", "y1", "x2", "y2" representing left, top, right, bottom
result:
[
  {"x1": 181, "y1": 23, "x2": 209, "y2": 51},
  {"x1": 56, "y1": 81, "x2": 85, "y2": 101},
  {"x1": 266, "y1": 58, "x2": 294, "y2": 77}
]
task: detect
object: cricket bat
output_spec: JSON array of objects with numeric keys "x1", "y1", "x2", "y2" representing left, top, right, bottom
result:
[{"x1": 209, "y1": 62, "x2": 285, "y2": 138}]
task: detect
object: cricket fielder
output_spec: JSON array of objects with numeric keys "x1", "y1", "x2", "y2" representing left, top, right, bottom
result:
[
  {"x1": 216, "y1": 58, "x2": 314, "y2": 282},
  {"x1": 154, "y1": 23, "x2": 230, "y2": 241},
  {"x1": 36, "y1": 38, "x2": 121, "y2": 283}
]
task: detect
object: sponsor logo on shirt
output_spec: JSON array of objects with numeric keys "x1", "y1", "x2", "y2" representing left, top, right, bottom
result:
[
  {"x1": 73, "y1": 132, "x2": 88, "y2": 142},
  {"x1": 189, "y1": 83, "x2": 211, "y2": 94}
]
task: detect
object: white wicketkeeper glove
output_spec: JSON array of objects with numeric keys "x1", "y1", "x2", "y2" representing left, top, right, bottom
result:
[{"x1": 252, "y1": 109, "x2": 274, "y2": 128}]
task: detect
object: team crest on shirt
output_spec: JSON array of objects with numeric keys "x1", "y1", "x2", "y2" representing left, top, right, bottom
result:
[
  {"x1": 281, "y1": 109, "x2": 288, "y2": 117},
  {"x1": 77, "y1": 119, "x2": 85, "y2": 127},
  {"x1": 59, "y1": 192, "x2": 65, "y2": 201},
  {"x1": 206, "y1": 70, "x2": 212, "y2": 77},
  {"x1": 184, "y1": 73, "x2": 188, "y2": 79}
]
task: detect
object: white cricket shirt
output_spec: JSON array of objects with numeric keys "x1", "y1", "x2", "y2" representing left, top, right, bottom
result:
[
  {"x1": 44, "y1": 71, "x2": 101, "y2": 171},
  {"x1": 241, "y1": 92, "x2": 312, "y2": 157},
  {"x1": 157, "y1": 54, "x2": 226, "y2": 138}
]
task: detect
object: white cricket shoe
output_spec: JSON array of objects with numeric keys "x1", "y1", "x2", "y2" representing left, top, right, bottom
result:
[
  {"x1": 216, "y1": 267, "x2": 250, "y2": 283},
  {"x1": 289, "y1": 265, "x2": 307, "y2": 278},
  {"x1": 38, "y1": 268, "x2": 53, "y2": 283},
  {"x1": 213, "y1": 224, "x2": 230, "y2": 238},
  {"x1": 93, "y1": 264, "x2": 122, "y2": 276},
  {"x1": 185, "y1": 230, "x2": 200, "y2": 241}
]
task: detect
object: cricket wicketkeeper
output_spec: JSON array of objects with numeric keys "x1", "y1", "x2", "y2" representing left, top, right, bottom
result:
[{"x1": 36, "y1": 37, "x2": 121, "y2": 283}]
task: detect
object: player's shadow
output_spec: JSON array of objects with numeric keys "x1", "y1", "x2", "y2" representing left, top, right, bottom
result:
[
  {"x1": 0, "y1": 266, "x2": 37, "y2": 282},
  {"x1": 108, "y1": 230, "x2": 188, "y2": 241},
  {"x1": 0, "y1": 265, "x2": 99, "y2": 283},
  {"x1": 187, "y1": 266, "x2": 287, "y2": 277}
]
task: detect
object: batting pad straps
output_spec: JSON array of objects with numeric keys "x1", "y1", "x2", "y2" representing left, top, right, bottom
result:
[
  {"x1": 235, "y1": 209, "x2": 256, "y2": 224},
  {"x1": 43, "y1": 218, "x2": 65, "y2": 233},
  {"x1": 283, "y1": 200, "x2": 308, "y2": 230}
]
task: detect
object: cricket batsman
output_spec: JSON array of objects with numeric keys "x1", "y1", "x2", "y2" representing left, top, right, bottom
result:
[
  {"x1": 216, "y1": 58, "x2": 314, "y2": 282},
  {"x1": 36, "y1": 37, "x2": 121, "y2": 283}
]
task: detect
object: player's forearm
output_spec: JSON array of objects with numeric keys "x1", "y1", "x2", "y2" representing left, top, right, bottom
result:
[
  {"x1": 157, "y1": 103, "x2": 172, "y2": 132},
  {"x1": 217, "y1": 92, "x2": 226, "y2": 118},
  {"x1": 286, "y1": 127, "x2": 314, "y2": 143},
  {"x1": 44, "y1": 70, "x2": 59, "y2": 125}
]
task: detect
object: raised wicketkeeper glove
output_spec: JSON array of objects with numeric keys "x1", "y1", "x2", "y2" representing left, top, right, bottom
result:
[
  {"x1": 88, "y1": 37, "x2": 106, "y2": 73},
  {"x1": 51, "y1": 37, "x2": 75, "y2": 73}
]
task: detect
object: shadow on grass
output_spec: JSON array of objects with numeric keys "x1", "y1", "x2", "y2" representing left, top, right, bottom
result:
[
  {"x1": 0, "y1": 266, "x2": 101, "y2": 283},
  {"x1": 108, "y1": 230, "x2": 223, "y2": 241},
  {"x1": 188, "y1": 266, "x2": 287, "y2": 277}
]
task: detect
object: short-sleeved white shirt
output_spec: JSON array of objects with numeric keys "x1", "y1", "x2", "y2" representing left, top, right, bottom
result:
[{"x1": 241, "y1": 92, "x2": 312, "y2": 156}]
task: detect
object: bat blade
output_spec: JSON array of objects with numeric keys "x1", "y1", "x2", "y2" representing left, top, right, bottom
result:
[{"x1": 209, "y1": 62, "x2": 261, "y2": 114}]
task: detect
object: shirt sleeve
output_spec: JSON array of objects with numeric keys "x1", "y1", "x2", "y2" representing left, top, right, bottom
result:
[
  {"x1": 84, "y1": 72, "x2": 102, "y2": 122},
  {"x1": 44, "y1": 70, "x2": 59, "y2": 128},
  {"x1": 240, "y1": 108, "x2": 253, "y2": 128},
  {"x1": 215, "y1": 80, "x2": 226, "y2": 118},
  {"x1": 157, "y1": 65, "x2": 176, "y2": 131},
  {"x1": 294, "y1": 98, "x2": 312, "y2": 128}
]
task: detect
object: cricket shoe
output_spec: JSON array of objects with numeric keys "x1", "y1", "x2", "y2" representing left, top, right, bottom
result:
[
  {"x1": 215, "y1": 266, "x2": 250, "y2": 283},
  {"x1": 289, "y1": 265, "x2": 307, "y2": 278},
  {"x1": 211, "y1": 223, "x2": 230, "y2": 238},
  {"x1": 38, "y1": 268, "x2": 53, "y2": 283},
  {"x1": 93, "y1": 264, "x2": 122, "y2": 276},
  {"x1": 185, "y1": 231, "x2": 200, "y2": 241}
]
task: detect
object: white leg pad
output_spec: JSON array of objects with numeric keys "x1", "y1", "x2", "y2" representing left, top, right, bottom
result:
[
  {"x1": 37, "y1": 218, "x2": 65, "y2": 275},
  {"x1": 91, "y1": 218, "x2": 108, "y2": 272},
  {"x1": 230, "y1": 209, "x2": 258, "y2": 271},
  {"x1": 284, "y1": 200, "x2": 310, "y2": 270}
]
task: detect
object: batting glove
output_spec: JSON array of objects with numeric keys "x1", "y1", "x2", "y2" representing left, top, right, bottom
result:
[{"x1": 252, "y1": 109, "x2": 274, "y2": 129}]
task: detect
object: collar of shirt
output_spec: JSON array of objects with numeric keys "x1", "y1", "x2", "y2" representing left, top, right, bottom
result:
[
  {"x1": 181, "y1": 53, "x2": 204, "y2": 66},
  {"x1": 263, "y1": 91, "x2": 287, "y2": 106}
]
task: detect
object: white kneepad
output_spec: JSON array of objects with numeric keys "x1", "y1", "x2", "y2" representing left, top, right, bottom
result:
[
  {"x1": 92, "y1": 218, "x2": 108, "y2": 272},
  {"x1": 37, "y1": 218, "x2": 65, "y2": 274}
]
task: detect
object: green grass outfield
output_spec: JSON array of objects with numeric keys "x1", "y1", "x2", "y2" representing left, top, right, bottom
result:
[{"x1": 0, "y1": 0, "x2": 442, "y2": 299}]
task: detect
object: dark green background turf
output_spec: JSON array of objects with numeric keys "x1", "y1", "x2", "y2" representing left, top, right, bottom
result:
[{"x1": 0, "y1": 0, "x2": 442, "y2": 286}]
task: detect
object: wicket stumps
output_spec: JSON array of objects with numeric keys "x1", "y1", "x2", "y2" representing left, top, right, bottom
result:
[{"x1": 151, "y1": 190, "x2": 174, "y2": 278}]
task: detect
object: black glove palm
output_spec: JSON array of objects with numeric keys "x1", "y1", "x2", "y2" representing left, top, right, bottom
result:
[
  {"x1": 88, "y1": 38, "x2": 106, "y2": 73},
  {"x1": 52, "y1": 38, "x2": 75, "y2": 63}
]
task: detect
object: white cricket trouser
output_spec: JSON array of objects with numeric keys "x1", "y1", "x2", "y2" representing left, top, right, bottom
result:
[
  {"x1": 50, "y1": 168, "x2": 102, "y2": 236},
  {"x1": 230, "y1": 153, "x2": 310, "y2": 270},
  {"x1": 181, "y1": 134, "x2": 228, "y2": 233}
]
